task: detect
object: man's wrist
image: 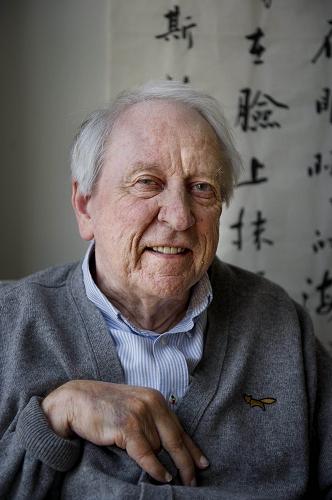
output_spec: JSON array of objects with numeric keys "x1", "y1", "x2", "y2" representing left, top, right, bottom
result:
[{"x1": 41, "y1": 384, "x2": 75, "y2": 439}]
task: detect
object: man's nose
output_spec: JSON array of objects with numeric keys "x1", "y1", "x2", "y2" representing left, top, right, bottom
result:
[{"x1": 157, "y1": 190, "x2": 195, "y2": 231}]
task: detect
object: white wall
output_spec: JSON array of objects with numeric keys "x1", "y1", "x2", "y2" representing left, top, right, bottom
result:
[{"x1": 1, "y1": 0, "x2": 110, "y2": 278}]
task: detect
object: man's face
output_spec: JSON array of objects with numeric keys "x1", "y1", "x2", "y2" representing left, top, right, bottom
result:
[{"x1": 77, "y1": 101, "x2": 224, "y2": 302}]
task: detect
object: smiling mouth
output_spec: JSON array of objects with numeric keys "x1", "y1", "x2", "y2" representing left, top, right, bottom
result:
[{"x1": 147, "y1": 246, "x2": 189, "y2": 255}]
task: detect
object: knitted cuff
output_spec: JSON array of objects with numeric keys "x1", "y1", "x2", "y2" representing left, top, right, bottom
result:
[{"x1": 15, "y1": 396, "x2": 82, "y2": 472}]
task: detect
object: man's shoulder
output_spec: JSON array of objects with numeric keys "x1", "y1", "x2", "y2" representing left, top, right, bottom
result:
[
  {"x1": 210, "y1": 257, "x2": 295, "y2": 305},
  {"x1": 0, "y1": 262, "x2": 81, "y2": 303},
  {"x1": 209, "y1": 258, "x2": 317, "y2": 358}
]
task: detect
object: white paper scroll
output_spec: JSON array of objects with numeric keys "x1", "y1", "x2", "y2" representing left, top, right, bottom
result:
[{"x1": 109, "y1": 0, "x2": 332, "y2": 352}]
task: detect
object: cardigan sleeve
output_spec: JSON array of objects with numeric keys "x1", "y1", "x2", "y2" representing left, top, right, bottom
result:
[{"x1": 0, "y1": 396, "x2": 81, "y2": 499}]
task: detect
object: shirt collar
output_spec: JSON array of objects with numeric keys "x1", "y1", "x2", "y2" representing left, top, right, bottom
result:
[{"x1": 82, "y1": 242, "x2": 213, "y2": 336}]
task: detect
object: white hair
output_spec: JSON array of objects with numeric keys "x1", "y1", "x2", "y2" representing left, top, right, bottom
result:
[{"x1": 70, "y1": 80, "x2": 242, "y2": 205}]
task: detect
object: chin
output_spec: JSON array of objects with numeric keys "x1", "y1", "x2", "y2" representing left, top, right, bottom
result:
[{"x1": 143, "y1": 275, "x2": 195, "y2": 301}]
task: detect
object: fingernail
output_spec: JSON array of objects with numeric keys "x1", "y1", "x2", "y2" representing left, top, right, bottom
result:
[
  {"x1": 190, "y1": 478, "x2": 197, "y2": 487},
  {"x1": 165, "y1": 472, "x2": 172, "y2": 483},
  {"x1": 199, "y1": 456, "x2": 209, "y2": 468}
]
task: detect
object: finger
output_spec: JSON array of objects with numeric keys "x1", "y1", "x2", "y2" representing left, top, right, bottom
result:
[
  {"x1": 157, "y1": 425, "x2": 196, "y2": 486},
  {"x1": 166, "y1": 412, "x2": 209, "y2": 470},
  {"x1": 139, "y1": 415, "x2": 161, "y2": 452},
  {"x1": 182, "y1": 432, "x2": 209, "y2": 469},
  {"x1": 125, "y1": 432, "x2": 172, "y2": 484}
]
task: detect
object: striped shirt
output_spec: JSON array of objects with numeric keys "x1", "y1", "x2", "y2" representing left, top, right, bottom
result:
[{"x1": 82, "y1": 243, "x2": 212, "y2": 408}]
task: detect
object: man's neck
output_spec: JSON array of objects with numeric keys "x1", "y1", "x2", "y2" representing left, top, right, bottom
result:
[{"x1": 102, "y1": 288, "x2": 190, "y2": 333}]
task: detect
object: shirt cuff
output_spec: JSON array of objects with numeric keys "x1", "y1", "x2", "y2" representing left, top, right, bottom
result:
[{"x1": 15, "y1": 396, "x2": 82, "y2": 472}]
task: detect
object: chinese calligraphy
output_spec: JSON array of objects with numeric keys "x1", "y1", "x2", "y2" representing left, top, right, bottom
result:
[
  {"x1": 246, "y1": 27, "x2": 266, "y2": 64},
  {"x1": 303, "y1": 271, "x2": 332, "y2": 319},
  {"x1": 235, "y1": 88, "x2": 289, "y2": 131},
  {"x1": 237, "y1": 157, "x2": 268, "y2": 186},
  {"x1": 166, "y1": 74, "x2": 190, "y2": 84},
  {"x1": 156, "y1": 3, "x2": 332, "y2": 344},
  {"x1": 155, "y1": 5, "x2": 197, "y2": 49},
  {"x1": 252, "y1": 210, "x2": 274, "y2": 250},
  {"x1": 312, "y1": 20, "x2": 332, "y2": 64},
  {"x1": 316, "y1": 88, "x2": 332, "y2": 124},
  {"x1": 307, "y1": 153, "x2": 332, "y2": 177},
  {"x1": 230, "y1": 208, "x2": 274, "y2": 251},
  {"x1": 312, "y1": 230, "x2": 332, "y2": 253},
  {"x1": 230, "y1": 208, "x2": 245, "y2": 250}
]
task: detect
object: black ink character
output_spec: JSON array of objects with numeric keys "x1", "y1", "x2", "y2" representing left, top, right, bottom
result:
[
  {"x1": 246, "y1": 27, "x2": 266, "y2": 64},
  {"x1": 155, "y1": 5, "x2": 197, "y2": 49},
  {"x1": 237, "y1": 157, "x2": 268, "y2": 186},
  {"x1": 316, "y1": 88, "x2": 332, "y2": 124},
  {"x1": 166, "y1": 74, "x2": 190, "y2": 84},
  {"x1": 312, "y1": 230, "x2": 332, "y2": 253},
  {"x1": 312, "y1": 20, "x2": 332, "y2": 63},
  {"x1": 316, "y1": 271, "x2": 332, "y2": 316},
  {"x1": 307, "y1": 153, "x2": 332, "y2": 177},
  {"x1": 230, "y1": 208, "x2": 245, "y2": 250},
  {"x1": 302, "y1": 271, "x2": 332, "y2": 319},
  {"x1": 229, "y1": 208, "x2": 274, "y2": 251},
  {"x1": 251, "y1": 210, "x2": 274, "y2": 251},
  {"x1": 235, "y1": 88, "x2": 289, "y2": 132}
]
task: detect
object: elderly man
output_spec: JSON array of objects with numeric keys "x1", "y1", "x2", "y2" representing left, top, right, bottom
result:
[{"x1": 0, "y1": 81, "x2": 331, "y2": 499}]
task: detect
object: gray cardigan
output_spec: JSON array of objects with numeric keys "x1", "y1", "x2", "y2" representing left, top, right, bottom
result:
[{"x1": 0, "y1": 258, "x2": 331, "y2": 499}]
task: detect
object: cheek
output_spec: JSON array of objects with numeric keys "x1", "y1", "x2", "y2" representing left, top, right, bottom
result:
[
  {"x1": 119, "y1": 196, "x2": 158, "y2": 220},
  {"x1": 96, "y1": 198, "x2": 159, "y2": 246},
  {"x1": 198, "y1": 210, "x2": 221, "y2": 241}
]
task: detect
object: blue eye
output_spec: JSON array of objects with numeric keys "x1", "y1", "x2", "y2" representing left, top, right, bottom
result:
[
  {"x1": 192, "y1": 183, "x2": 212, "y2": 192},
  {"x1": 134, "y1": 177, "x2": 163, "y2": 194},
  {"x1": 136, "y1": 177, "x2": 160, "y2": 187},
  {"x1": 137, "y1": 178, "x2": 156, "y2": 185},
  {"x1": 190, "y1": 182, "x2": 216, "y2": 200}
]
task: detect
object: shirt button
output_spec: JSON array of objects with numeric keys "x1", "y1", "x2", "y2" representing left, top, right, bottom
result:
[
  {"x1": 169, "y1": 394, "x2": 177, "y2": 406},
  {"x1": 161, "y1": 337, "x2": 167, "y2": 346}
]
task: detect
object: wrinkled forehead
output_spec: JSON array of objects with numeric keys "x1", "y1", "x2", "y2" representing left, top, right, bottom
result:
[{"x1": 106, "y1": 100, "x2": 224, "y2": 160}]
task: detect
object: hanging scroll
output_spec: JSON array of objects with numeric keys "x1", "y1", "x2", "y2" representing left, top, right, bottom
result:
[{"x1": 109, "y1": 0, "x2": 332, "y2": 352}]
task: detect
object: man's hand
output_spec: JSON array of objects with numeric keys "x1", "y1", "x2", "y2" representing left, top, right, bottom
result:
[{"x1": 41, "y1": 380, "x2": 209, "y2": 486}]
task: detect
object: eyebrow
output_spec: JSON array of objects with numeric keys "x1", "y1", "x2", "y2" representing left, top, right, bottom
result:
[
  {"x1": 123, "y1": 162, "x2": 160, "y2": 180},
  {"x1": 130, "y1": 162, "x2": 160, "y2": 172},
  {"x1": 125, "y1": 161, "x2": 223, "y2": 184}
]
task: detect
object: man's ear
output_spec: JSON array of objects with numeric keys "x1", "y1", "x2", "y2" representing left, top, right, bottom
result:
[{"x1": 71, "y1": 181, "x2": 94, "y2": 241}]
